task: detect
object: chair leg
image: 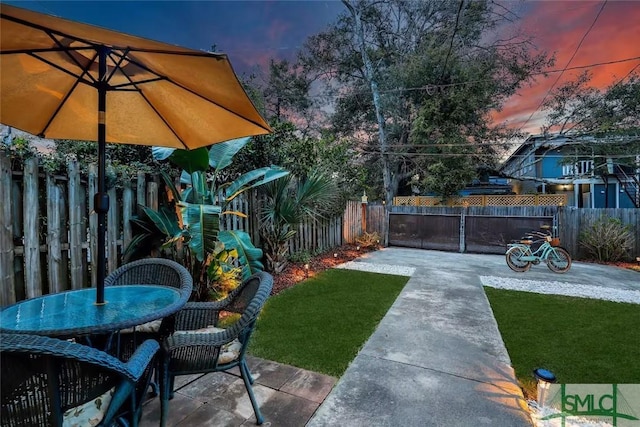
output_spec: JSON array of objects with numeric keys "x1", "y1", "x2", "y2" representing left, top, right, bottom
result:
[
  {"x1": 240, "y1": 360, "x2": 263, "y2": 425},
  {"x1": 241, "y1": 359, "x2": 255, "y2": 385},
  {"x1": 159, "y1": 359, "x2": 170, "y2": 427}
]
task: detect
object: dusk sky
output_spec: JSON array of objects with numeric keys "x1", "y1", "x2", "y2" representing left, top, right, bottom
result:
[{"x1": 5, "y1": 0, "x2": 640, "y2": 136}]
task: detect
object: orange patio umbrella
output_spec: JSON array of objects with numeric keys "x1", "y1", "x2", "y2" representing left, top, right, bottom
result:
[{"x1": 0, "y1": 4, "x2": 271, "y2": 304}]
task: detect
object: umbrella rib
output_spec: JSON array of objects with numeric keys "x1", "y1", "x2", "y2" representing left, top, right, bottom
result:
[
  {"x1": 34, "y1": 47, "x2": 99, "y2": 138},
  {"x1": 48, "y1": 31, "x2": 101, "y2": 85},
  {"x1": 165, "y1": 77, "x2": 272, "y2": 131},
  {"x1": 1, "y1": 46, "x2": 92, "y2": 55},
  {"x1": 26, "y1": 51, "x2": 96, "y2": 86},
  {"x1": 38, "y1": 54, "x2": 97, "y2": 138},
  {"x1": 116, "y1": 65, "x2": 188, "y2": 148},
  {"x1": 105, "y1": 47, "x2": 130, "y2": 82},
  {"x1": 110, "y1": 78, "x2": 165, "y2": 90}
]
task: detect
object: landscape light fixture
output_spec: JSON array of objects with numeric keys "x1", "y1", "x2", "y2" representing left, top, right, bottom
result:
[
  {"x1": 533, "y1": 368, "x2": 556, "y2": 407},
  {"x1": 304, "y1": 263, "x2": 309, "y2": 278}
]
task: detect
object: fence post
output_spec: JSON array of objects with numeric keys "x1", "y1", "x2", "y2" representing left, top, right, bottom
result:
[
  {"x1": 459, "y1": 207, "x2": 466, "y2": 253},
  {"x1": 23, "y1": 157, "x2": 42, "y2": 298},
  {"x1": 107, "y1": 185, "x2": 118, "y2": 274},
  {"x1": 122, "y1": 174, "x2": 134, "y2": 252},
  {"x1": 68, "y1": 159, "x2": 83, "y2": 290},
  {"x1": 0, "y1": 152, "x2": 16, "y2": 305},
  {"x1": 46, "y1": 174, "x2": 63, "y2": 293},
  {"x1": 88, "y1": 165, "x2": 98, "y2": 288}
]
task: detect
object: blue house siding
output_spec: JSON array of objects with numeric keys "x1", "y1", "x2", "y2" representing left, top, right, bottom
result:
[
  {"x1": 619, "y1": 188, "x2": 636, "y2": 208},
  {"x1": 540, "y1": 152, "x2": 564, "y2": 178},
  {"x1": 592, "y1": 184, "x2": 619, "y2": 208}
]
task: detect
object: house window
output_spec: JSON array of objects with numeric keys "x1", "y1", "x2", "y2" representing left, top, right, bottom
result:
[{"x1": 563, "y1": 160, "x2": 593, "y2": 176}]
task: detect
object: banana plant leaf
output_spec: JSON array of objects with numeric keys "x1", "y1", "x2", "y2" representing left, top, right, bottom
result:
[
  {"x1": 180, "y1": 201, "x2": 222, "y2": 262},
  {"x1": 225, "y1": 166, "x2": 289, "y2": 201},
  {"x1": 179, "y1": 170, "x2": 208, "y2": 203},
  {"x1": 153, "y1": 146, "x2": 210, "y2": 173},
  {"x1": 208, "y1": 137, "x2": 250, "y2": 171},
  {"x1": 218, "y1": 230, "x2": 264, "y2": 279},
  {"x1": 160, "y1": 170, "x2": 181, "y2": 203},
  {"x1": 141, "y1": 205, "x2": 183, "y2": 241}
]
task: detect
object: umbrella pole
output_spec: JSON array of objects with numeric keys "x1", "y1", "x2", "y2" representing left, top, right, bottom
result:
[{"x1": 95, "y1": 46, "x2": 109, "y2": 305}]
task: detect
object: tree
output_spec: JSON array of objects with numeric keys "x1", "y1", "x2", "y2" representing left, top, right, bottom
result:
[
  {"x1": 298, "y1": 0, "x2": 551, "y2": 201},
  {"x1": 542, "y1": 70, "x2": 640, "y2": 172}
]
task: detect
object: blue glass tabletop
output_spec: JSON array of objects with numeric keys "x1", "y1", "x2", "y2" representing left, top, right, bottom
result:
[{"x1": 0, "y1": 285, "x2": 182, "y2": 336}]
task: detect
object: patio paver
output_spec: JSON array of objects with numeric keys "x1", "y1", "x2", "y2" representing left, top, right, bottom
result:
[{"x1": 139, "y1": 356, "x2": 336, "y2": 427}]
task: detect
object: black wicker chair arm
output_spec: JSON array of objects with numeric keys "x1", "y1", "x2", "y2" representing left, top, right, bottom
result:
[
  {"x1": 1, "y1": 333, "x2": 159, "y2": 384},
  {"x1": 124, "y1": 339, "x2": 161, "y2": 381},
  {"x1": 165, "y1": 328, "x2": 239, "y2": 349}
]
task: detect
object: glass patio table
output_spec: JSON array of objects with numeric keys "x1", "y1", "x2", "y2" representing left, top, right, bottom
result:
[{"x1": 0, "y1": 285, "x2": 184, "y2": 338}]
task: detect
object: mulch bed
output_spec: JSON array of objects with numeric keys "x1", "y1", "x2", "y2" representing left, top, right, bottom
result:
[{"x1": 271, "y1": 244, "x2": 379, "y2": 295}]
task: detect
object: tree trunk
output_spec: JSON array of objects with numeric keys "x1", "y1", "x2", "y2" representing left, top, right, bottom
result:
[{"x1": 343, "y1": 0, "x2": 394, "y2": 205}]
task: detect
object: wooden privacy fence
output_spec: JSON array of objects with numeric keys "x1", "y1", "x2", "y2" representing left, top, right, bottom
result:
[
  {"x1": 557, "y1": 208, "x2": 640, "y2": 259},
  {"x1": 0, "y1": 155, "x2": 168, "y2": 306},
  {"x1": 388, "y1": 205, "x2": 639, "y2": 258},
  {"x1": 0, "y1": 152, "x2": 348, "y2": 306},
  {"x1": 393, "y1": 194, "x2": 568, "y2": 207},
  {"x1": 342, "y1": 201, "x2": 387, "y2": 244}
]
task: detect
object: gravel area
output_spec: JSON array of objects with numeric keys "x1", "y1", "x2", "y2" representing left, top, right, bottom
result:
[
  {"x1": 335, "y1": 261, "x2": 415, "y2": 277},
  {"x1": 480, "y1": 276, "x2": 640, "y2": 305}
]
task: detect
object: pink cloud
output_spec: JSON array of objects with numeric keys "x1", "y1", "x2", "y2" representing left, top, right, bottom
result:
[{"x1": 495, "y1": 1, "x2": 640, "y2": 134}]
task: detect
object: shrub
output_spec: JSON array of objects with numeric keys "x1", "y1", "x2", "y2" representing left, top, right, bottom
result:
[
  {"x1": 579, "y1": 217, "x2": 635, "y2": 262},
  {"x1": 288, "y1": 250, "x2": 312, "y2": 264},
  {"x1": 355, "y1": 231, "x2": 381, "y2": 248}
]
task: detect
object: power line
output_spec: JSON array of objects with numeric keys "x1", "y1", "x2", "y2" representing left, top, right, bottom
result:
[
  {"x1": 306, "y1": 55, "x2": 640, "y2": 99},
  {"x1": 516, "y1": 0, "x2": 608, "y2": 133},
  {"x1": 358, "y1": 151, "x2": 639, "y2": 158},
  {"x1": 441, "y1": 0, "x2": 465, "y2": 80}
]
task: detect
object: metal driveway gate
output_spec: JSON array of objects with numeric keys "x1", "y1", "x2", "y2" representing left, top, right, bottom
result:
[
  {"x1": 388, "y1": 213, "x2": 460, "y2": 251},
  {"x1": 464, "y1": 215, "x2": 554, "y2": 254},
  {"x1": 388, "y1": 206, "x2": 558, "y2": 254}
]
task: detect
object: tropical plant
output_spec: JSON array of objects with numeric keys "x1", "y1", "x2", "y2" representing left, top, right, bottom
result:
[
  {"x1": 258, "y1": 172, "x2": 338, "y2": 273},
  {"x1": 124, "y1": 137, "x2": 289, "y2": 300}
]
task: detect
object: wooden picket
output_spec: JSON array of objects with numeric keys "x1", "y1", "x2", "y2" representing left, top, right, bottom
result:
[{"x1": 0, "y1": 153, "x2": 14, "y2": 304}]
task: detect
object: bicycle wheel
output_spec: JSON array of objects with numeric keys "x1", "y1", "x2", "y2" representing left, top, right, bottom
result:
[
  {"x1": 547, "y1": 247, "x2": 571, "y2": 273},
  {"x1": 506, "y1": 246, "x2": 531, "y2": 272}
]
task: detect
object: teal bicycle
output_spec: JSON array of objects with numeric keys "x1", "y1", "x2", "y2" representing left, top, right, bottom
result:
[{"x1": 505, "y1": 226, "x2": 572, "y2": 273}]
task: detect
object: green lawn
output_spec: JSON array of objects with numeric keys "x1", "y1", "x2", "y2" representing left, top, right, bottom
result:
[
  {"x1": 249, "y1": 269, "x2": 409, "y2": 377},
  {"x1": 484, "y1": 287, "x2": 640, "y2": 397}
]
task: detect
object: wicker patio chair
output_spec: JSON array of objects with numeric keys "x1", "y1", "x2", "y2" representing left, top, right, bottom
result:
[
  {"x1": 104, "y1": 258, "x2": 193, "y2": 359},
  {"x1": 0, "y1": 333, "x2": 159, "y2": 427},
  {"x1": 159, "y1": 271, "x2": 273, "y2": 426}
]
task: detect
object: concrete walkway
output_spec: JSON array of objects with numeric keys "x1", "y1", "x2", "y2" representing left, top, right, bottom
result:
[{"x1": 308, "y1": 248, "x2": 640, "y2": 427}]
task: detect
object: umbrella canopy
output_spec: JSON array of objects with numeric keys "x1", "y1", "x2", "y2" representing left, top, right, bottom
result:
[{"x1": 0, "y1": 4, "x2": 271, "y2": 304}]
